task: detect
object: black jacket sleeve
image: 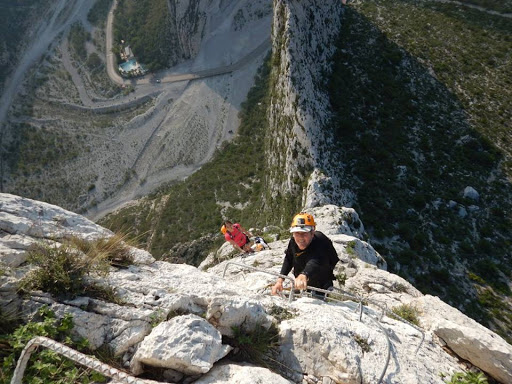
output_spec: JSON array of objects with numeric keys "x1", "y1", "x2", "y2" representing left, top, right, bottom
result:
[{"x1": 280, "y1": 241, "x2": 294, "y2": 276}]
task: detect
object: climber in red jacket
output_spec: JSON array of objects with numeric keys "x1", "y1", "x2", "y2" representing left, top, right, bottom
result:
[{"x1": 222, "y1": 221, "x2": 254, "y2": 253}]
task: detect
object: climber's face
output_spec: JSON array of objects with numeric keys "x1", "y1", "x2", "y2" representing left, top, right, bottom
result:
[{"x1": 293, "y1": 231, "x2": 314, "y2": 250}]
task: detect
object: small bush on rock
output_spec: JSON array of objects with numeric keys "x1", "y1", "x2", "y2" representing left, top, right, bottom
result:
[
  {"x1": 389, "y1": 303, "x2": 421, "y2": 327},
  {"x1": 19, "y1": 235, "x2": 132, "y2": 301},
  {"x1": 20, "y1": 243, "x2": 92, "y2": 299},
  {"x1": 226, "y1": 324, "x2": 280, "y2": 369},
  {"x1": 0, "y1": 306, "x2": 107, "y2": 384},
  {"x1": 70, "y1": 234, "x2": 135, "y2": 269},
  {"x1": 444, "y1": 371, "x2": 488, "y2": 384}
]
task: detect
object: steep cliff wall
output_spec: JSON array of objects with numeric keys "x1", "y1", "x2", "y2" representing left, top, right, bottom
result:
[
  {"x1": 169, "y1": 0, "x2": 272, "y2": 67},
  {"x1": 265, "y1": 0, "x2": 350, "y2": 218}
]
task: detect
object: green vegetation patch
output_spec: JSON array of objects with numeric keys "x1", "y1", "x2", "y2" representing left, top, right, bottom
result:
[
  {"x1": 225, "y1": 324, "x2": 280, "y2": 369},
  {"x1": 0, "y1": 306, "x2": 107, "y2": 384},
  {"x1": 69, "y1": 22, "x2": 90, "y2": 61},
  {"x1": 19, "y1": 235, "x2": 133, "y2": 301},
  {"x1": 10, "y1": 124, "x2": 80, "y2": 177},
  {"x1": 389, "y1": 304, "x2": 421, "y2": 327},
  {"x1": 113, "y1": 0, "x2": 173, "y2": 71},
  {"x1": 443, "y1": 370, "x2": 489, "y2": 384},
  {"x1": 87, "y1": 0, "x2": 113, "y2": 27},
  {"x1": 328, "y1": 0, "x2": 511, "y2": 341}
]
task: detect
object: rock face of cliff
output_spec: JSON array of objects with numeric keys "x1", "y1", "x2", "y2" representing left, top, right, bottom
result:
[
  {"x1": 169, "y1": 0, "x2": 272, "y2": 68},
  {"x1": 265, "y1": 0, "x2": 351, "y2": 217},
  {"x1": 265, "y1": 0, "x2": 511, "y2": 344},
  {"x1": 1, "y1": 193, "x2": 511, "y2": 383}
]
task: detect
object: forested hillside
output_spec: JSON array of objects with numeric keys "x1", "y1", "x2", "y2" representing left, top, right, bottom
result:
[
  {"x1": 113, "y1": 0, "x2": 174, "y2": 71},
  {"x1": 327, "y1": 0, "x2": 511, "y2": 340}
]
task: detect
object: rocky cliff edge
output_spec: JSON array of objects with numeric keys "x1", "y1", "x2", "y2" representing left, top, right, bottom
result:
[{"x1": 1, "y1": 193, "x2": 511, "y2": 383}]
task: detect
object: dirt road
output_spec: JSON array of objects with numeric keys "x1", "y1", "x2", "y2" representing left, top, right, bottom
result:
[{"x1": 1, "y1": 0, "x2": 272, "y2": 221}]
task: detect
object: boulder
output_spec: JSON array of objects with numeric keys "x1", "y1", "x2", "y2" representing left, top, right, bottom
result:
[
  {"x1": 414, "y1": 295, "x2": 512, "y2": 384},
  {"x1": 463, "y1": 186, "x2": 479, "y2": 201},
  {"x1": 194, "y1": 362, "x2": 293, "y2": 383},
  {"x1": 206, "y1": 296, "x2": 274, "y2": 337},
  {"x1": 130, "y1": 314, "x2": 232, "y2": 375}
]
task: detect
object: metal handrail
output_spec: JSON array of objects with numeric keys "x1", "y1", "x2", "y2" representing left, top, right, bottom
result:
[
  {"x1": 331, "y1": 287, "x2": 425, "y2": 355},
  {"x1": 223, "y1": 261, "x2": 297, "y2": 302},
  {"x1": 224, "y1": 259, "x2": 423, "y2": 384},
  {"x1": 10, "y1": 336, "x2": 161, "y2": 384},
  {"x1": 221, "y1": 261, "x2": 393, "y2": 384}
]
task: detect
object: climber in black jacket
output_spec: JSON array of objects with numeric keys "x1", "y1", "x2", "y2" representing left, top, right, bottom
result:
[{"x1": 272, "y1": 212, "x2": 339, "y2": 295}]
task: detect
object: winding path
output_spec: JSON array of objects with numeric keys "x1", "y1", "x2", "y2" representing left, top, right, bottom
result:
[
  {"x1": 104, "y1": 0, "x2": 270, "y2": 87},
  {"x1": 0, "y1": 0, "x2": 271, "y2": 219}
]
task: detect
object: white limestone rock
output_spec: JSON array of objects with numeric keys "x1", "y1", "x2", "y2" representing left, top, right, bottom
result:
[
  {"x1": 413, "y1": 295, "x2": 512, "y2": 384},
  {"x1": 344, "y1": 266, "x2": 422, "y2": 309},
  {"x1": 130, "y1": 314, "x2": 232, "y2": 375},
  {"x1": 0, "y1": 193, "x2": 147, "y2": 269},
  {"x1": 198, "y1": 242, "x2": 236, "y2": 270},
  {"x1": 0, "y1": 233, "x2": 37, "y2": 267},
  {"x1": 331, "y1": 234, "x2": 387, "y2": 269},
  {"x1": 23, "y1": 297, "x2": 110, "y2": 349},
  {"x1": 0, "y1": 193, "x2": 111, "y2": 240},
  {"x1": 463, "y1": 186, "x2": 479, "y2": 201},
  {"x1": 277, "y1": 298, "x2": 461, "y2": 384},
  {"x1": 194, "y1": 362, "x2": 293, "y2": 384},
  {"x1": 128, "y1": 248, "x2": 155, "y2": 265},
  {"x1": 206, "y1": 296, "x2": 274, "y2": 337},
  {"x1": 307, "y1": 204, "x2": 365, "y2": 239},
  {"x1": 23, "y1": 295, "x2": 153, "y2": 354},
  {"x1": 106, "y1": 262, "x2": 254, "y2": 310}
]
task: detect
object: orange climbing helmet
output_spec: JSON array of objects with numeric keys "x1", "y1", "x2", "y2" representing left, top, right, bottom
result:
[
  {"x1": 221, "y1": 225, "x2": 227, "y2": 235},
  {"x1": 290, "y1": 212, "x2": 316, "y2": 233}
]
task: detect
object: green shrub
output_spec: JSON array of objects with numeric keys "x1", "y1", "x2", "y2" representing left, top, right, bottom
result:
[
  {"x1": 20, "y1": 243, "x2": 93, "y2": 299},
  {"x1": 86, "y1": 52, "x2": 102, "y2": 71},
  {"x1": 353, "y1": 334, "x2": 371, "y2": 353},
  {"x1": 444, "y1": 371, "x2": 488, "y2": 384},
  {"x1": 87, "y1": 0, "x2": 113, "y2": 26},
  {"x1": 336, "y1": 271, "x2": 347, "y2": 286},
  {"x1": 19, "y1": 235, "x2": 132, "y2": 300},
  {"x1": 0, "y1": 306, "x2": 106, "y2": 384},
  {"x1": 268, "y1": 305, "x2": 295, "y2": 323},
  {"x1": 389, "y1": 304, "x2": 421, "y2": 327},
  {"x1": 68, "y1": 22, "x2": 89, "y2": 61},
  {"x1": 70, "y1": 234, "x2": 135, "y2": 269},
  {"x1": 225, "y1": 324, "x2": 280, "y2": 368}
]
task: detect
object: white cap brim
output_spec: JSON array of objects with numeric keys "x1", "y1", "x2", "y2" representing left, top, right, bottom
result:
[{"x1": 290, "y1": 226, "x2": 314, "y2": 233}]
